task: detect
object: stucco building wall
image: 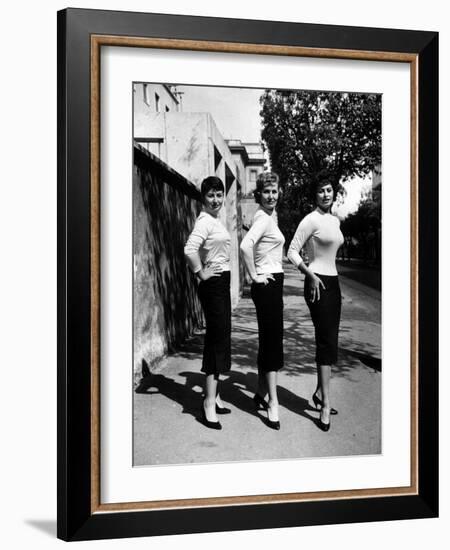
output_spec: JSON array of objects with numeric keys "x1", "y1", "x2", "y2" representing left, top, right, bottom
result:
[{"x1": 162, "y1": 112, "x2": 243, "y2": 307}]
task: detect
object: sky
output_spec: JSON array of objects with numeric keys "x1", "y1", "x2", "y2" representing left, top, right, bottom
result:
[
  {"x1": 335, "y1": 176, "x2": 372, "y2": 219},
  {"x1": 177, "y1": 84, "x2": 264, "y2": 143},
  {"x1": 176, "y1": 83, "x2": 370, "y2": 217}
]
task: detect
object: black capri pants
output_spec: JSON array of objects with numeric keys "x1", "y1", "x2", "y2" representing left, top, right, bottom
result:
[
  {"x1": 197, "y1": 271, "x2": 231, "y2": 375},
  {"x1": 251, "y1": 272, "x2": 284, "y2": 373},
  {"x1": 304, "y1": 274, "x2": 341, "y2": 366}
]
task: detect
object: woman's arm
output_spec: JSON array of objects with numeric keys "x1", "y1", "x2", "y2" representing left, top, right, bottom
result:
[
  {"x1": 297, "y1": 262, "x2": 325, "y2": 302},
  {"x1": 184, "y1": 217, "x2": 222, "y2": 281},
  {"x1": 287, "y1": 216, "x2": 325, "y2": 301},
  {"x1": 287, "y1": 215, "x2": 313, "y2": 267},
  {"x1": 240, "y1": 213, "x2": 274, "y2": 285}
]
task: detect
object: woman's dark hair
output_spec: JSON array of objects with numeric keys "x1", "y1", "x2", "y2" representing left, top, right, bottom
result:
[
  {"x1": 253, "y1": 171, "x2": 280, "y2": 204},
  {"x1": 200, "y1": 176, "x2": 225, "y2": 197},
  {"x1": 308, "y1": 174, "x2": 342, "y2": 204}
]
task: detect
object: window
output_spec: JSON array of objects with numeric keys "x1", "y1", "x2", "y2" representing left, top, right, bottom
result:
[
  {"x1": 155, "y1": 93, "x2": 160, "y2": 112},
  {"x1": 143, "y1": 84, "x2": 150, "y2": 106},
  {"x1": 250, "y1": 169, "x2": 258, "y2": 182},
  {"x1": 214, "y1": 146, "x2": 222, "y2": 172},
  {"x1": 165, "y1": 105, "x2": 170, "y2": 112}
]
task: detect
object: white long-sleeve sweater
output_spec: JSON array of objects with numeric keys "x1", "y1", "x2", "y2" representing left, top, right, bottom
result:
[
  {"x1": 184, "y1": 212, "x2": 231, "y2": 273},
  {"x1": 287, "y1": 208, "x2": 344, "y2": 276}
]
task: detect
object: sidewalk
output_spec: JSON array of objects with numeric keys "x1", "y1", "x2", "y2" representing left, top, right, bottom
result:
[{"x1": 134, "y1": 261, "x2": 381, "y2": 466}]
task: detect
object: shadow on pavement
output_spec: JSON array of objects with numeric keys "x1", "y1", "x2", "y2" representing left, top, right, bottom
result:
[
  {"x1": 136, "y1": 367, "x2": 320, "y2": 429},
  {"x1": 339, "y1": 347, "x2": 382, "y2": 372},
  {"x1": 150, "y1": 299, "x2": 382, "y2": 385},
  {"x1": 135, "y1": 372, "x2": 202, "y2": 419},
  {"x1": 136, "y1": 261, "x2": 381, "y2": 428}
]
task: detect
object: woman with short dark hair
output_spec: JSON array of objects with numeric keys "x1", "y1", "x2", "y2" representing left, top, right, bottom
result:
[
  {"x1": 287, "y1": 178, "x2": 344, "y2": 431},
  {"x1": 184, "y1": 176, "x2": 232, "y2": 430},
  {"x1": 240, "y1": 171, "x2": 285, "y2": 430}
]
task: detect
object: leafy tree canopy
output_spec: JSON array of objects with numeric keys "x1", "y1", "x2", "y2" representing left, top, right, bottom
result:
[{"x1": 260, "y1": 90, "x2": 381, "y2": 239}]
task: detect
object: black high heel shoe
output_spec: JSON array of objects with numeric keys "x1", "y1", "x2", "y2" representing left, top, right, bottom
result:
[
  {"x1": 312, "y1": 393, "x2": 338, "y2": 415},
  {"x1": 267, "y1": 404, "x2": 280, "y2": 431},
  {"x1": 253, "y1": 393, "x2": 268, "y2": 411},
  {"x1": 215, "y1": 403, "x2": 231, "y2": 415},
  {"x1": 201, "y1": 401, "x2": 222, "y2": 430},
  {"x1": 215, "y1": 394, "x2": 231, "y2": 414},
  {"x1": 318, "y1": 408, "x2": 331, "y2": 432},
  {"x1": 318, "y1": 419, "x2": 330, "y2": 432}
]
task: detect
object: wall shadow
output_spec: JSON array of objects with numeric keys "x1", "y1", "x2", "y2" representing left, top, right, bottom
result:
[{"x1": 24, "y1": 520, "x2": 56, "y2": 538}]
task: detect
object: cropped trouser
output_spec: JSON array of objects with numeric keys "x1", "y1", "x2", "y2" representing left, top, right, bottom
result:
[
  {"x1": 251, "y1": 272, "x2": 284, "y2": 374},
  {"x1": 197, "y1": 271, "x2": 231, "y2": 375},
  {"x1": 304, "y1": 274, "x2": 341, "y2": 366}
]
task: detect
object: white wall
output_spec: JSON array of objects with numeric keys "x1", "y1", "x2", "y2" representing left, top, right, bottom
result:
[{"x1": 0, "y1": 1, "x2": 447, "y2": 549}]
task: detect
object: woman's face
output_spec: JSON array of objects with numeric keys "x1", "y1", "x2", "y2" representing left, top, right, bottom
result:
[
  {"x1": 260, "y1": 182, "x2": 279, "y2": 212},
  {"x1": 203, "y1": 188, "x2": 224, "y2": 217},
  {"x1": 316, "y1": 183, "x2": 334, "y2": 212}
]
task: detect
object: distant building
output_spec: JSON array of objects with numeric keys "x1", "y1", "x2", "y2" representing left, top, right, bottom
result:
[
  {"x1": 133, "y1": 82, "x2": 264, "y2": 310},
  {"x1": 133, "y1": 83, "x2": 274, "y2": 373},
  {"x1": 134, "y1": 83, "x2": 182, "y2": 159},
  {"x1": 227, "y1": 140, "x2": 266, "y2": 230},
  {"x1": 226, "y1": 140, "x2": 266, "y2": 196}
]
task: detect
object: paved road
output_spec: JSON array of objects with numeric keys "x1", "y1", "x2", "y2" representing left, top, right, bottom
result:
[{"x1": 134, "y1": 261, "x2": 381, "y2": 466}]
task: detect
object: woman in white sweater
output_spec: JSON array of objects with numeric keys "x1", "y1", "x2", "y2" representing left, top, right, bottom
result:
[
  {"x1": 184, "y1": 176, "x2": 231, "y2": 430},
  {"x1": 287, "y1": 179, "x2": 344, "y2": 432},
  {"x1": 240, "y1": 172, "x2": 285, "y2": 430}
]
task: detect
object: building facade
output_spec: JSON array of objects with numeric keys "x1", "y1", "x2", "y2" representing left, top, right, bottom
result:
[
  {"x1": 133, "y1": 82, "x2": 266, "y2": 374},
  {"x1": 227, "y1": 139, "x2": 266, "y2": 230}
]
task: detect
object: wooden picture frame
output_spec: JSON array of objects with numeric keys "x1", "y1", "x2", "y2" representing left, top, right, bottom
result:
[{"x1": 57, "y1": 8, "x2": 438, "y2": 541}]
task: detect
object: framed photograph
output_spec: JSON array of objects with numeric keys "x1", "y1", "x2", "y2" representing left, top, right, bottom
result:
[{"x1": 57, "y1": 8, "x2": 438, "y2": 541}]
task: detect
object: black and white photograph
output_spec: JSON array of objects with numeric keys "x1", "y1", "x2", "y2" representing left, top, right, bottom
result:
[
  {"x1": 132, "y1": 82, "x2": 382, "y2": 466},
  {"x1": 2, "y1": 0, "x2": 443, "y2": 547}
]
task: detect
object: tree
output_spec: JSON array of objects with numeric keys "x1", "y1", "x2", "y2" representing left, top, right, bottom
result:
[
  {"x1": 340, "y1": 185, "x2": 381, "y2": 263},
  {"x1": 260, "y1": 90, "x2": 381, "y2": 241}
]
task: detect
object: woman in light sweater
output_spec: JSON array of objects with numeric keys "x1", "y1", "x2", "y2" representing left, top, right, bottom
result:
[
  {"x1": 184, "y1": 176, "x2": 232, "y2": 430},
  {"x1": 240, "y1": 172, "x2": 285, "y2": 430},
  {"x1": 287, "y1": 179, "x2": 344, "y2": 432}
]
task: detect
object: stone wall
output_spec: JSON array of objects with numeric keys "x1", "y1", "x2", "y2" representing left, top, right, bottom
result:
[{"x1": 133, "y1": 144, "x2": 203, "y2": 376}]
